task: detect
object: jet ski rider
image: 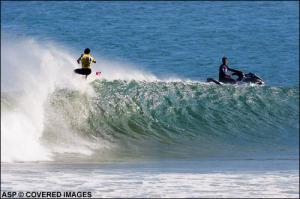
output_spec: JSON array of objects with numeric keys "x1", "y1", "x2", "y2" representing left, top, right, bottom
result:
[{"x1": 219, "y1": 57, "x2": 243, "y2": 84}]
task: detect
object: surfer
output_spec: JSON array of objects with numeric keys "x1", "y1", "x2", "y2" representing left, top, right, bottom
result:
[
  {"x1": 219, "y1": 57, "x2": 242, "y2": 84},
  {"x1": 74, "y1": 48, "x2": 96, "y2": 79}
]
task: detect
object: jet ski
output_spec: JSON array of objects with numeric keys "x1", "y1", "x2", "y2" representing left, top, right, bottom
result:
[{"x1": 207, "y1": 70, "x2": 264, "y2": 85}]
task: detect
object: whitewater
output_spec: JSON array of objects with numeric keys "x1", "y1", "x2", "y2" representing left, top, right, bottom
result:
[
  {"x1": 1, "y1": 1, "x2": 299, "y2": 196},
  {"x1": 1, "y1": 37, "x2": 157, "y2": 162}
]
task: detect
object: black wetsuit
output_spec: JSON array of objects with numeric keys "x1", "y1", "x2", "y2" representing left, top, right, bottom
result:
[{"x1": 219, "y1": 64, "x2": 237, "y2": 84}]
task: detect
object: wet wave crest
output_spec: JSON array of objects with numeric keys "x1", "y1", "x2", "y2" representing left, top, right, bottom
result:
[{"x1": 39, "y1": 80, "x2": 299, "y2": 161}]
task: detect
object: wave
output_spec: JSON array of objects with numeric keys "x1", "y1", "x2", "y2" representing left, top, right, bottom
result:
[
  {"x1": 1, "y1": 36, "x2": 299, "y2": 163},
  {"x1": 3, "y1": 80, "x2": 298, "y2": 162},
  {"x1": 44, "y1": 81, "x2": 300, "y2": 160}
]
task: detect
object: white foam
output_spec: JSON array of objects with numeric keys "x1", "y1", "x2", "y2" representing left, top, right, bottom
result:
[
  {"x1": 2, "y1": 163, "x2": 299, "y2": 198},
  {"x1": 1, "y1": 36, "x2": 160, "y2": 163}
]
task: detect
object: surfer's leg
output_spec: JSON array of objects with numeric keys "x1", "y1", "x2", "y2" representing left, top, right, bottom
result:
[
  {"x1": 85, "y1": 68, "x2": 92, "y2": 75},
  {"x1": 83, "y1": 68, "x2": 91, "y2": 79}
]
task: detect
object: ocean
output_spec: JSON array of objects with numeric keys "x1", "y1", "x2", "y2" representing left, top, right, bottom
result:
[{"x1": 1, "y1": 1, "x2": 299, "y2": 198}]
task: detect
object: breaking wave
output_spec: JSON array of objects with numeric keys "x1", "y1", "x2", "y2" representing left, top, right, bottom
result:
[{"x1": 1, "y1": 36, "x2": 299, "y2": 163}]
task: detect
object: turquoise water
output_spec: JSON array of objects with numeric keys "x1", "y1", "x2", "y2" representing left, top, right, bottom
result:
[
  {"x1": 1, "y1": 2, "x2": 299, "y2": 197},
  {"x1": 40, "y1": 81, "x2": 298, "y2": 161},
  {"x1": 2, "y1": 1, "x2": 299, "y2": 86}
]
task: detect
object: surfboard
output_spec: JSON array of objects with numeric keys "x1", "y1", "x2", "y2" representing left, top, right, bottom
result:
[{"x1": 74, "y1": 71, "x2": 102, "y2": 82}]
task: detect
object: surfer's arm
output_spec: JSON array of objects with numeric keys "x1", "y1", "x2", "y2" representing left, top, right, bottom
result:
[
  {"x1": 77, "y1": 54, "x2": 83, "y2": 64},
  {"x1": 92, "y1": 57, "x2": 96, "y2": 63}
]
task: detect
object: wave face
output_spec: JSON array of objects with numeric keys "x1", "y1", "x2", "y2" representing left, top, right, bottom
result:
[
  {"x1": 1, "y1": 36, "x2": 299, "y2": 162},
  {"x1": 40, "y1": 81, "x2": 299, "y2": 161}
]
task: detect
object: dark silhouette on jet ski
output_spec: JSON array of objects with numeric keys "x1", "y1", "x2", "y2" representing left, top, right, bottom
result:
[
  {"x1": 207, "y1": 70, "x2": 264, "y2": 85},
  {"x1": 207, "y1": 57, "x2": 264, "y2": 85}
]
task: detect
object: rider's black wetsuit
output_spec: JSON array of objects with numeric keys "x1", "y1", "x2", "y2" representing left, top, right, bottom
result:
[{"x1": 219, "y1": 64, "x2": 238, "y2": 84}]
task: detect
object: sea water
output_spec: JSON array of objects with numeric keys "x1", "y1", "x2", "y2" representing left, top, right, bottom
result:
[{"x1": 1, "y1": 1, "x2": 299, "y2": 197}]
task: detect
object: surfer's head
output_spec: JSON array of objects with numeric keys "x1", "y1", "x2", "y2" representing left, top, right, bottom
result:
[
  {"x1": 84, "y1": 48, "x2": 91, "y2": 54},
  {"x1": 222, "y1": 56, "x2": 228, "y2": 65}
]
